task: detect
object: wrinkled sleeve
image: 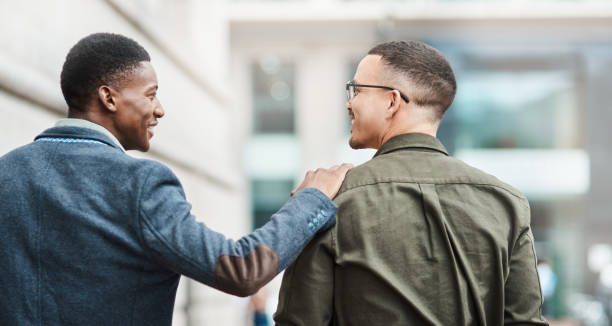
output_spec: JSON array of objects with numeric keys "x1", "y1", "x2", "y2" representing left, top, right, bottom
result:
[
  {"x1": 274, "y1": 227, "x2": 335, "y2": 326},
  {"x1": 504, "y1": 202, "x2": 549, "y2": 325},
  {"x1": 137, "y1": 162, "x2": 337, "y2": 297}
]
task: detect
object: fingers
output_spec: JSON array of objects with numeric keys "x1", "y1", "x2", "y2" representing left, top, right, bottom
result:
[
  {"x1": 324, "y1": 163, "x2": 353, "y2": 199},
  {"x1": 291, "y1": 169, "x2": 314, "y2": 196},
  {"x1": 333, "y1": 163, "x2": 353, "y2": 182},
  {"x1": 337, "y1": 163, "x2": 353, "y2": 173},
  {"x1": 329, "y1": 163, "x2": 353, "y2": 182},
  {"x1": 291, "y1": 163, "x2": 354, "y2": 199}
]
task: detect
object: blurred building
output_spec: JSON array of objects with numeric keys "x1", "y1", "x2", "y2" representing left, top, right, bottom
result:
[{"x1": 230, "y1": 0, "x2": 612, "y2": 322}]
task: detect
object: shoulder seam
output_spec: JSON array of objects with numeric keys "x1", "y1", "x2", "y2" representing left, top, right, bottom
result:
[{"x1": 338, "y1": 180, "x2": 525, "y2": 200}]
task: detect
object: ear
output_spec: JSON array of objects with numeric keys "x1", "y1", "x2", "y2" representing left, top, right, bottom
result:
[
  {"x1": 385, "y1": 89, "x2": 402, "y2": 119},
  {"x1": 97, "y1": 86, "x2": 117, "y2": 113}
]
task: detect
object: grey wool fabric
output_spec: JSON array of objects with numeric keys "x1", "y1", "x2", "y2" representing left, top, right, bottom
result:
[{"x1": 0, "y1": 123, "x2": 337, "y2": 326}]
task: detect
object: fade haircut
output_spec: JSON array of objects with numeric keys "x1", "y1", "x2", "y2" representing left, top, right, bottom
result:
[
  {"x1": 60, "y1": 33, "x2": 150, "y2": 111},
  {"x1": 368, "y1": 40, "x2": 456, "y2": 118}
]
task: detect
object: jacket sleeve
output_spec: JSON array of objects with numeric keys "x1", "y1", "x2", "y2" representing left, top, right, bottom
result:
[
  {"x1": 136, "y1": 162, "x2": 337, "y2": 297},
  {"x1": 504, "y1": 201, "x2": 549, "y2": 325},
  {"x1": 274, "y1": 228, "x2": 335, "y2": 326}
]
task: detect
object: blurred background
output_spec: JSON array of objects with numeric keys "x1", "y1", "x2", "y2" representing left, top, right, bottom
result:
[{"x1": 2, "y1": 0, "x2": 612, "y2": 325}]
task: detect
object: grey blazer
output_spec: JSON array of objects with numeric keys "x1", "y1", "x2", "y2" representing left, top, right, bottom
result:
[{"x1": 0, "y1": 126, "x2": 336, "y2": 326}]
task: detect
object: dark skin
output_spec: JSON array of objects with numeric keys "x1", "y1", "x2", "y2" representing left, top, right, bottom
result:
[
  {"x1": 68, "y1": 61, "x2": 353, "y2": 199},
  {"x1": 69, "y1": 61, "x2": 164, "y2": 152}
]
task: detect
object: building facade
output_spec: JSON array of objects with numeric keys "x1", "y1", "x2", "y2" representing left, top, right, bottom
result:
[{"x1": 1, "y1": 0, "x2": 250, "y2": 325}]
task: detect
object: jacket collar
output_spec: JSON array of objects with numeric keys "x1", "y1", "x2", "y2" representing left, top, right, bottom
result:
[
  {"x1": 34, "y1": 126, "x2": 123, "y2": 151},
  {"x1": 373, "y1": 133, "x2": 449, "y2": 158},
  {"x1": 54, "y1": 118, "x2": 124, "y2": 150}
]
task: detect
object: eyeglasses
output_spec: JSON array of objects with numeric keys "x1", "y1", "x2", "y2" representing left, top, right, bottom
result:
[{"x1": 346, "y1": 81, "x2": 409, "y2": 103}]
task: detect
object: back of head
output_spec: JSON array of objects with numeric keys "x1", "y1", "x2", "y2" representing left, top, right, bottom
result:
[
  {"x1": 368, "y1": 40, "x2": 457, "y2": 120},
  {"x1": 60, "y1": 33, "x2": 150, "y2": 112}
]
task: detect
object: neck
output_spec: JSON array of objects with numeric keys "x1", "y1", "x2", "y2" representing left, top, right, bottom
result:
[
  {"x1": 69, "y1": 109, "x2": 102, "y2": 125},
  {"x1": 377, "y1": 123, "x2": 438, "y2": 149},
  {"x1": 68, "y1": 108, "x2": 119, "y2": 141}
]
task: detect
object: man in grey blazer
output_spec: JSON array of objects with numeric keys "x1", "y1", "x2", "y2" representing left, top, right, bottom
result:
[{"x1": 0, "y1": 33, "x2": 351, "y2": 325}]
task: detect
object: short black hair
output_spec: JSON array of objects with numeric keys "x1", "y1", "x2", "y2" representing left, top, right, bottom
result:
[
  {"x1": 368, "y1": 40, "x2": 456, "y2": 118},
  {"x1": 60, "y1": 33, "x2": 150, "y2": 111}
]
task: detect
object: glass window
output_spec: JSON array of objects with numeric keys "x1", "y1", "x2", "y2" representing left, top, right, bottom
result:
[
  {"x1": 252, "y1": 57, "x2": 295, "y2": 134},
  {"x1": 439, "y1": 70, "x2": 578, "y2": 153},
  {"x1": 251, "y1": 178, "x2": 294, "y2": 229}
]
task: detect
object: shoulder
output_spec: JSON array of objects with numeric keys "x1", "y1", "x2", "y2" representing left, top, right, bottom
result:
[
  {"x1": 0, "y1": 143, "x2": 29, "y2": 161},
  {"x1": 445, "y1": 157, "x2": 527, "y2": 201},
  {"x1": 125, "y1": 156, "x2": 177, "y2": 184},
  {"x1": 83, "y1": 146, "x2": 177, "y2": 185},
  {"x1": 337, "y1": 152, "x2": 526, "y2": 202},
  {"x1": 91, "y1": 151, "x2": 179, "y2": 191}
]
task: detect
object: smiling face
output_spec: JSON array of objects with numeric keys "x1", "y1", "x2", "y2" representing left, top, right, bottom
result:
[
  {"x1": 111, "y1": 61, "x2": 164, "y2": 151},
  {"x1": 347, "y1": 55, "x2": 391, "y2": 149}
]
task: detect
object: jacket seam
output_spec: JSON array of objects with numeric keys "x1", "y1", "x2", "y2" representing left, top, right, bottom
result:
[
  {"x1": 338, "y1": 180, "x2": 525, "y2": 201},
  {"x1": 135, "y1": 164, "x2": 157, "y2": 262},
  {"x1": 130, "y1": 162, "x2": 158, "y2": 326},
  {"x1": 505, "y1": 227, "x2": 531, "y2": 288},
  {"x1": 35, "y1": 141, "x2": 60, "y2": 326},
  {"x1": 507, "y1": 201, "x2": 532, "y2": 261},
  {"x1": 528, "y1": 231, "x2": 546, "y2": 315}
]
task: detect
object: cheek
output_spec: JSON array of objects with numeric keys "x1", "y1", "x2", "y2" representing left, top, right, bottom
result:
[
  {"x1": 354, "y1": 105, "x2": 374, "y2": 125},
  {"x1": 356, "y1": 106, "x2": 385, "y2": 134},
  {"x1": 136, "y1": 101, "x2": 152, "y2": 121}
]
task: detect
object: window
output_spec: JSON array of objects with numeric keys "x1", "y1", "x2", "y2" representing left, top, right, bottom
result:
[
  {"x1": 439, "y1": 70, "x2": 578, "y2": 152},
  {"x1": 251, "y1": 179, "x2": 295, "y2": 229},
  {"x1": 252, "y1": 57, "x2": 295, "y2": 134}
]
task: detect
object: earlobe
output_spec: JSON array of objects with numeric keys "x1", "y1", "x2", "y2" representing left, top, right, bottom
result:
[{"x1": 98, "y1": 86, "x2": 117, "y2": 112}]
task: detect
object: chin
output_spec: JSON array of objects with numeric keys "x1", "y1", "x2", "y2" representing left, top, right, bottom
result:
[
  {"x1": 348, "y1": 137, "x2": 364, "y2": 149},
  {"x1": 132, "y1": 141, "x2": 150, "y2": 152}
]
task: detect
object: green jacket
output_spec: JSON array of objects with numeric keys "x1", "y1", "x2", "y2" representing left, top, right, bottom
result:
[{"x1": 275, "y1": 133, "x2": 547, "y2": 326}]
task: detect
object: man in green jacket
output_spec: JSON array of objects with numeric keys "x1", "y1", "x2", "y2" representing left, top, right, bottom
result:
[{"x1": 274, "y1": 41, "x2": 548, "y2": 326}]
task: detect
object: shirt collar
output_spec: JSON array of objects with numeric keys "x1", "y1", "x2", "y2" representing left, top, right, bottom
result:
[
  {"x1": 55, "y1": 118, "x2": 125, "y2": 151},
  {"x1": 373, "y1": 133, "x2": 449, "y2": 158}
]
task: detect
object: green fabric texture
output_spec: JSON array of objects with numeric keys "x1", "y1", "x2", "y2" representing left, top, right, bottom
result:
[{"x1": 275, "y1": 133, "x2": 548, "y2": 326}]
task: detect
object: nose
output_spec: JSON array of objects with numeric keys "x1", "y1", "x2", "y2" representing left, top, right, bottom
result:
[{"x1": 154, "y1": 100, "x2": 165, "y2": 118}]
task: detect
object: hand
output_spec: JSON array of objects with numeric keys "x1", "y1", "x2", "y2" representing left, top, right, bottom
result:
[{"x1": 291, "y1": 163, "x2": 354, "y2": 199}]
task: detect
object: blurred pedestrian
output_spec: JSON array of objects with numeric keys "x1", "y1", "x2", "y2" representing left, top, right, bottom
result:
[{"x1": 250, "y1": 286, "x2": 271, "y2": 326}]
